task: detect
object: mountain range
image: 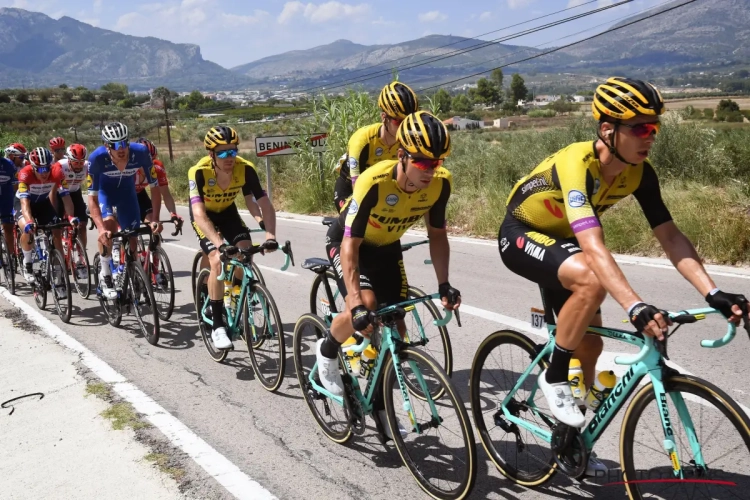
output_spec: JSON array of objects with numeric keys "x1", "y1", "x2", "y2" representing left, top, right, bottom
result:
[{"x1": 0, "y1": 0, "x2": 746, "y2": 91}]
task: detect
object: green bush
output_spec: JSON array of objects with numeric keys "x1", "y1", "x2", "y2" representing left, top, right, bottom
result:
[
  {"x1": 527, "y1": 109, "x2": 557, "y2": 118},
  {"x1": 703, "y1": 108, "x2": 714, "y2": 120}
]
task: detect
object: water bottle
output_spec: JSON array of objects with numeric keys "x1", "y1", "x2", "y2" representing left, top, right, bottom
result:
[
  {"x1": 568, "y1": 358, "x2": 586, "y2": 402},
  {"x1": 342, "y1": 335, "x2": 363, "y2": 374},
  {"x1": 585, "y1": 370, "x2": 617, "y2": 411},
  {"x1": 359, "y1": 345, "x2": 378, "y2": 379},
  {"x1": 112, "y1": 242, "x2": 121, "y2": 265},
  {"x1": 230, "y1": 285, "x2": 241, "y2": 312}
]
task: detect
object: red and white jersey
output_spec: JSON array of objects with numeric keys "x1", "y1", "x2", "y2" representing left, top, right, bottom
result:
[
  {"x1": 135, "y1": 159, "x2": 168, "y2": 194},
  {"x1": 54, "y1": 158, "x2": 90, "y2": 193},
  {"x1": 16, "y1": 164, "x2": 69, "y2": 203}
]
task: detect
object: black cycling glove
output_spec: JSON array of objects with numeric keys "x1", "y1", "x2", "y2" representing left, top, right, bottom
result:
[
  {"x1": 629, "y1": 302, "x2": 667, "y2": 333},
  {"x1": 351, "y1": 305, "x2": 371, "y2": 332},
  {"x1": 706, "y1": 289, "x2": 749, "y2": 319},
  {"x1": 439, "y1": 282, "x2": 461, "y2": 305}
]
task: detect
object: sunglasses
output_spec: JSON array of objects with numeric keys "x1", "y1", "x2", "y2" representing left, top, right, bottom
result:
[
  {"x1": 34, "y1": 166, "x2": 51, "y2": 174},
  {"x1": 69, "y1": 159, "x2": 85, "y2": 167},
  {"x1": 107, "y1": 140, "x2": 129, "y2": 151},
  {"x1": 54, "y1": 148, "x2": 65, "y2": 154},
  {"x1": 215, "y1": 148, "x2": 238, "y2": 159},
  {"x1": 620, "y1": 122, "x2": 660, "y2": 139},
  {"x1": 406, "y1": 152, "x2": 442, "y2": 171},
  {"x1": 389, "y1": 117, "x2": 403, "y2": 126}
]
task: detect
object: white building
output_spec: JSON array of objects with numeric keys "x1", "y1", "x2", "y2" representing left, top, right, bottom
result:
[{"x1": 443, "y1": 116, "x2": 484, "y2": 130}]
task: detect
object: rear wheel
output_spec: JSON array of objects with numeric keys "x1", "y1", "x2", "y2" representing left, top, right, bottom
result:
[
  {"x1": 0, "y1": 237, "x2": 15, "y2": 295},
  {"x1": 94, "y1": 252, "x2": 122, "y2": 327},
  {"x1": 308, "y1": 268, "x2": 341, "y2": 323},
  {"x1": 49, "y1": 249, "x2": 72, "y2": 323},
  {"x1": 195, "y1": 268, "x2": 228, "y2": 362},
  {"x1": 245, "y1": 281, "x2": 285, "y2": 392},
  {"x1": 150, "y1": 246, "x2": 175, "y2": 321},
  {"x1": 191, "y1": 250, "x2": 206, "y2": 300},
  {"x1": 69, "y1": 237, "x2": 90, "y2": 299},
  {"x1": 32, "y1": 250, "x2": 47, "y2": 310},
  {"x1": 128, "y1": 261, "x2": 160, "y2": 345}
]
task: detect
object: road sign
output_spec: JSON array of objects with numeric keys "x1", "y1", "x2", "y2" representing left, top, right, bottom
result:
[{"x1": 255, "y1": 133, "x2": 327, "y2": 157}]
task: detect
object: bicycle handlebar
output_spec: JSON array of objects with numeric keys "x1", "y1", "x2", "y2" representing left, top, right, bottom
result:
[
  {"x1": 35, "y1": 221, "x2": 73, "y2": 232},
  {"x1": 217, "y1": 240, "x2": 294, "y2": 280},
  {"x1": 155, "y1": 219, "x2": 183, "y2": 237}
]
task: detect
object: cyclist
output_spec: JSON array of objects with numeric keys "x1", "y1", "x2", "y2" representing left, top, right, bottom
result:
[
  {"x1": 3, "y1": 143, "x2": 29, "y2": 260},
  {"x1": 50, "y1": 137, "x2": 66, "y2": 163},
  {"x1": 317, "y1": 111, "x2": 461, "y2": 438},
  {"x1": 0, "y1": 152, "x2": 16, "y2": 267},
  {"x1": 333, "y1": 82, "x2": 419, "y2": 211},
  {"x1": 15, "y1": 147, "x2": 76, "y2": 285},
  {"x1": 189, "y1": 125, "x2": 277, "y2": 350},
  {"x1": 499, "y1": 77, "x2": 749, "y2": 444},
  {"x1": 54, "y1": 144, "x2": 90, "y2": 251},
  {"x1": 87, "y1": 122, "x2": 162, "y2": 300}
]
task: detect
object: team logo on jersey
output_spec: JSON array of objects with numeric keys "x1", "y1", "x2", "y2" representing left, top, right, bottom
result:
[
  {"x1": 17, "y1": 183, "x2": 27, "y2": 193},
  {"x1": 208, "y1": 178, "x2": 216, "y2": 187},
  {"x1": 592, "y1": 178, "x2": 601, "y2": 195},
  {"x1": 375, "y1": 147, "x2": 383, "y2": 157},
  {"x1": 348, "y1": 200, "x2": 359, "y2": 215},
  {"x1": 85, "y1": 175, "x2": 92, "y2": 189},
  {"x1": 60, "y1": 179, "x2": 69, "y2": 189},
  {"x1": 348, "y1": 157, "x2": 358, "y2": 169},
  {"x1": 567, "y1": 190, "x2": 586, "y2": 208},
  {"x1": 189, "y1": 180, "x2": 196, "y2": 191},
  {"x1": 386, "y1": 194, "x2": 399, "y2": 206},
  {"x1": 150, "y1": 166, "x2": 157, "y2": 179}
]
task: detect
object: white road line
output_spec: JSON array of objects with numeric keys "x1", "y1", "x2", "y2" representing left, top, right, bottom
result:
[
  {"x1": 0, "y1": 288, "x2": 276, "y2": 500},
  {"x1": 162, "y1": 242, "x2": 299, "y2": 277}
]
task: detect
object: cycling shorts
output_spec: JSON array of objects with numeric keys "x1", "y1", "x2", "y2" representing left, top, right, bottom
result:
[
  {"x1": 137, "y1": 190, "x2": 152, "y2": 222},
  {"x1": 0, "y1": 192, "x2": 14, "y2": 224},
  {"x1": 189, "y1": 202, "x2": 251, "y2": 254},
  {"x1": 14, "y1": 197, "x2": 58, "y2": 226},
  {"x1": 96, "y1": 186, "x2": 141, "y2": 232},
  {"x1": 333, "y1": 175, "x2": 352, "y2": 212},
  {"x1": 55, "y1": 190, "x2": 88, "y2": 222},
  {"x1": 325, "y1": 221, "x2": 407, "y2": 308}
]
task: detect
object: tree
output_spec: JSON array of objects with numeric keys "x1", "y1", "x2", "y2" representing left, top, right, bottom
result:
[
  {"x1": 717, "y1": 99, "x2": 740, "y2": 113},
  {"x1": 451, "y1": 94, "x2": 473, "y2": 114},
  {"x1": 0, "y1": 94, "x2": 10, "y2": 104},
  {"x1": 60, "y1": 90, "x2": 74, "y2": 103},
  {"x1": 100, "y1": 82, "x2": 128, "y2": 100},
  {"x1": 737, "y1": 69, "x2": 749, "y2": 79},
  {"x1": 186, "y1": 90, "x2": 205, "y2": 110},
  {"x1": 38, "y1": 88, "x2": 54, "y2": 103},
  {"x1": 99, "y1": 91, "x2": 113, "y2": 105},
  {"x1": 434, "y1": 88, "x2": 451, "y2": 114},
  {"x1": 491, "y1": 68, "x2": 504, "y2": 89},
  {"x1": 75, "y1": 86, "x2": 87, "y2": 91},
  {"x1": 15, "y1": 90, "x2": 29, "y2": 103},
  {"x1": 510, "y1": 73, "x2": 528, "y2": 103},
  {"x1": 152, "y1": 86, "x2": 175, "y2": 161},
  {"x1": 117, "y1": 98, "x2": 135, "y2": 108},
  {"x1": 665, "y1": 76, "x2": 675, "y2": 86},
  {"x1": 59, "y1": 83, "x2": 69, "y2": 89},
  {"x1": 474, "y1": 78, "x2": 501, "y2": 106},
  {"x1": 79, "y1": 90, "x2": 95, "y2": 102}
]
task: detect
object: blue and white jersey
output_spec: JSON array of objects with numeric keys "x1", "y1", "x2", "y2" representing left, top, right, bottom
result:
[
  {"x1": 87, "y1": 142, "x2": 156, "y2": 197},
  {"x1": 0, "y1": 157, "x2": 15, "y2": 198}
]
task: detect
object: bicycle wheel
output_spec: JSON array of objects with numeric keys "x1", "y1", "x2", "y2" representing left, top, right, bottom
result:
[
  {"x1": 128, "y1": 261, "x2": 160, "y2": 345},
  {"x1": 70, "y1": 237, "x2": 91, "y2": 299},
  {"x1": 383, "y1": 347, "x2": 477, "y2": 499},
  {"x1": 32, "y1": 253, "x2": 47, "y2": 310},
  {"x1": 195, "y1": 268, "x2": 228, "y2": 363},
  {"x1": 402, "y1": 286, "x2": 452, "y2": 401},
  {"x1": 244, "y1": 281, "x2": 285, "y2": 392},
  {"x1": 0, "y1": 237, "x2": 15, "y2": 295},
  {"x1": 308, "y1": 268, "x2": 342, "y2": 321},
  {"x1": 49, "y1": 249, "x2": 72, "y2": 323},
  {"x1": 250, "y1": 260, "x2": 266, "y2": 287},
  {"x1": 469, "y1": 330, "x2": 556, "y2": 486},
  {"x1": 93, "y1": 252, "x2": 122, "y2": 327},
  {"x1": 621, "y1": 374, "x2": 750, "y2": 500},
  {"x1": 191, "y1": 250, "x2": 206, "y2": 300},
  {"x1": 150, "y1": 246, "x2": 175, "y2": 321},
  {"x1": 292, "y1": 313, "x2": 352, "y2": 443}
]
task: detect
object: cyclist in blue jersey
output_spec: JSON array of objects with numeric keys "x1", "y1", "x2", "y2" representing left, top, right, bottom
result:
[
  {"x1": 0, "y1": 153, "x2": 16, "y2": 266},
  {"x1": 87, "y1": 122, "x2": 162, "y2": 299}
]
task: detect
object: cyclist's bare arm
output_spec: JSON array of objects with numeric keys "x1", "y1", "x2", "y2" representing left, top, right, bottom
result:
[
  {"x1": 341, "y1": 236, "x2": 364, "y2": 308},
  {"x1": 61, "y1": 195, "x2": 75, "y2": 219},
  {"x1": 87, "y1": 193, "x2": 106, "y2": 232},
  {"x1": 653, "y1": 221, "x2": 717, "y2": 295},
  {"x1": 191, "y1": 201, "x2": 223, "y2": 251},
  {"x1": 149, "y1": 184, "x2": 162, "y2": 227},
  {"x1": 425, "y1": 215, "x2": 450, "y2": 286},
  {"x1": 160, "y1": 185, "x2": 179, "y2": 215},
  {"x1": 249, "y1": 194, "x2": 275, "y2": 240},
  {"x1": 20, "y1": 198, "x2": 32, "y2": 225},
  {"x1": 247, "y1": 196, "x2": 262, "y2": 220}
]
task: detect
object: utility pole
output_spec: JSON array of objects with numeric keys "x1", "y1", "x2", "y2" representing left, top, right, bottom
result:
[{"x1": 162, "y1": 97, "x2": 174, "y2": 162}]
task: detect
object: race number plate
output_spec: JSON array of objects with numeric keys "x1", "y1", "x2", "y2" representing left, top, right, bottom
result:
[{"x1": 530, "y1": 307, "x2": 545, "y2": 329}]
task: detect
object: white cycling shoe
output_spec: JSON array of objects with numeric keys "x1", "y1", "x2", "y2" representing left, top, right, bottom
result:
[
  {"x1": 584, "y1": 452, "x2": 608, "y2": 478},
  {"x1": 316, "y1": 338, "x2": 344, "y2": 397},
  {"x1": 378, "y1": 410, "x2": 408, "y2": 440},
  {"x1": 211, "y1": 327, "x2": 233, "y2": 350},
  {"x1": 538, "y1": 369, "x2": 586, "y2": 428}
]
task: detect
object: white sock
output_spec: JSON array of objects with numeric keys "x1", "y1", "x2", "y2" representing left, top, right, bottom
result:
[
  {"x1": 99, "y1": 256, "x2": 112, "y2": 278},
  {"x1": 23, "y1": 249, "x2": 33, "y2": 265}
]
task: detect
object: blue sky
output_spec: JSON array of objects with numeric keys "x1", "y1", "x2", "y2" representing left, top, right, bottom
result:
[{"x1": 3, "y1": 0, "x2": 666, "y2": 68}]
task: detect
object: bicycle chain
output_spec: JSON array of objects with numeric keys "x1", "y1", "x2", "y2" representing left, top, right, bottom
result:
[{"x1": 342, "y1": 375, "x2": 366, "y2": 436}]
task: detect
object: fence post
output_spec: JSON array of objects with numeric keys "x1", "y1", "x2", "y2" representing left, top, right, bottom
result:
[
  {"x1": 265, "y1": 156, "x2": 272, "y2": 203},
  {"x1": 317, "y1": 152, "x2": 324, "y2": 186}
]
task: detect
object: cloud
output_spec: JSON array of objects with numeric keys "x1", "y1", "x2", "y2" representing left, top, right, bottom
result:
[
  {"x1": 479, "y1": 11, "x2": 492, "y2": 21},
  {"x1": 418, "y1": 10, "x2": 447, "y2": 22},
  {"x1": 79, "y1": 17, "x2": 100, "y2": 27},
  {"x1": 114, "y1": 11, "x2": 140, "y2": 30},
  {"x1": 507, "y1": 0, "x2": 534, "y2": 9},
  {"x1": 92, "y1": 0, "x2": 102, "y2": 13},
  {"x1": 277, "y1": 1, "x2": 370, "y2": 24}
]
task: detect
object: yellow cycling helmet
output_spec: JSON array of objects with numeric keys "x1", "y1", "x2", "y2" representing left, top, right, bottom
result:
[
  {"x1": 592, "y1": 77, "x2": 665, "y2": 121},
  {"x1": 378, "y1": 82, "x2": 419, "y2": 120},
  {"x1": 397, "y1": 111, "x2": 451, "y2": 160},
  {"x1": 204, "y1": 126, "x2": 239, "y2": 150}
]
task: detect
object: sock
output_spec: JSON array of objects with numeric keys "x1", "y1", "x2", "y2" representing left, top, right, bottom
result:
[
  {"x1": 23, "y1": 249, "x2": 33, "y2": 265},
  {"x1": 211, "y1": 300, "x2": 224, "y2": 329},
  {"x1": 320, "y1": 330, "x2": 342, "y2": 359},
  {"x1": 546, "y1": 343, "x2": 574, "y2": 384},
  {"x1": 99, "y1": 256, "x2": 111, "y2": 277}
]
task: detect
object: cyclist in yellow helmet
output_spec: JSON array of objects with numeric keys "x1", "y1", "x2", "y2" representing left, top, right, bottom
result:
[
  {"x1": 499, "y1": 77, "x2": 749, "y2": 468},
  {"x1": 333, "y1": 81, "x2": 419, "y2": 210}
]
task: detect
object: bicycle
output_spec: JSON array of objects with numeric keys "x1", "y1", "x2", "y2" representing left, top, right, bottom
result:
[
  {"x1": 293, "y1": 295, "x2": 476, "y2": 500},
  {"x1": 92, "y1": 224, "x2": 160, "y2": 345},
  {"x1": 194, "y1": 240, "x2": 294, "y2": 392},
  {"x1": 136, "y1": 219, "x2": 182, "y2": 321},
  {"x1": 61, "y1": 223, "x2": 91, "y2": 299},
  {"x1": 469, "y1": 285, "x2": 750, "y2": 499},
  {"x1": 0, "y1": 227, "x2": 15, "y2": 295},
  {"x1": 28, "y1": 221, "x2": 73, "y2": 323}
]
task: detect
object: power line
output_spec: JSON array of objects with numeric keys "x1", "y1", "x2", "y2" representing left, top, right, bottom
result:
[
  {"x1": 302, "y1": 0, "x2": 599, "y2": 92},
  {"x1": 418, "y1": 0, "x2": 698, "y2": 92},
  {"x1": 304, "y1": 0, "x2": 633, "y2": 94}
]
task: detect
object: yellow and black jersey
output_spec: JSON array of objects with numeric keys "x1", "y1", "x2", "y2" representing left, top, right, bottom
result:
[
  {"x1": 338, "y1": 123, "x2": 400, "y2": 183},
  {"x1": 188, "y1": 155, "x2": 265, "y2": 213},
  {"x1": 339, "y1": 160, "x2": 452, "y2": 246},
  {"x1": 505, "y1": 141, "x2": 672, "y2": 238}
]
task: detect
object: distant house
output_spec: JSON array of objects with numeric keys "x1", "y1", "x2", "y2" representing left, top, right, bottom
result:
[
  {"x1": 442, "y1": 116, "x2": 483, "y2": 130},
  {"x1": 572, "y1": 95, "x2": 588, "y2": 103}
]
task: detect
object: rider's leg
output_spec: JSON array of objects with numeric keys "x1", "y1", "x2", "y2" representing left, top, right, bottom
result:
[
  {"x1": 98, "y1": 217, "x2": 120, "y2": 274},
  {"x1": 574, "y1": 316, "x2": 604, "y2": 392},
  {"x1": 2, "y1": 222, "x2": 15, "y2": 259},
  {"x1": 77, "y1": 220, "x2": 87, "y2": 248}
]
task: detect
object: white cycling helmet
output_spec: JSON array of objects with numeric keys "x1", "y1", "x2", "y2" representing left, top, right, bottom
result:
[{"x1": 101, "y1": 122, "x2": 129, "y2": 143}]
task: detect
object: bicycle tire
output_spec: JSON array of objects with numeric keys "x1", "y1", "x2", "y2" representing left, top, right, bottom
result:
[
  {"x1": 151, "y1": 245, "x2": 175, "y2": 321},
  {"x1": 244, "y1": 281, "x2": 285, "y2": 392},
  {"x1": 191, "y1": 250, "x2": 204, "y2": 300},
  {"x1": 32, "y1": 250, "x2": 47, "y2": 310},
  {"x1": 308, "y1": 268, "x2": 341, "y2": 320},
  {"x1": 128, "y1": 261, "x2": 160, "y2": 346},
  {"x1": 93, "y1": 252, "x2": 122, "y2": 327},
  {"x1": 70, "y1": 237, "x2": 91, "y2": 299},
  {"x1": 620, "y1": 374, "x2": 750, "y2": 500},
  {"x1": 195, "y1": 268, "x2": 228, "y2": 363},
  {"x1": 1, "y1": 237, "x2": 15, "y2": 295},
  {"x1": 250, "y1": 260, "x2": 266, "y2": 286},
  {"x1": 49, "y1": 249, "x2": 72, "y2": 323},
  {"x1": 383, "y1": 347, "x2": 477, "y2": 499},
  {"x1": 293, "y1": 313, "x2": 352, "y2": 444},
  {"x1": 469, "y1": 329, "x2": 556, "y2": 486}
]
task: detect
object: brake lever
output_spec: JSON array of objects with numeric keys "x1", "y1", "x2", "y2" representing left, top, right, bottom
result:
[{"x1": 454, "y1": 308, "x2": 462, "y2": 327}]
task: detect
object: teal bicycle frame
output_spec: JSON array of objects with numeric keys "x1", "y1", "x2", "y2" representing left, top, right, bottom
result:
[
  {"x1": 308, "y1": 292, "x2": 452, "y2": 433},
  {"x1": 503, "y1": 306, "x2": 739, "y2": 477}
]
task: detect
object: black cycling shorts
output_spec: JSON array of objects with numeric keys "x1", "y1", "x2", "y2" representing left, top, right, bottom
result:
[
  {"x1": 14, "y1": 197, "x2": 59, "y2": 226},
  {"x1": 190, "y1": 202, "x2": 251, "y2": 254},
  {"x1": 333, "y1": 175, "x2": 352, "y2": 212},
  {"x1": 55, "y1": 190, "x2": 88, "y2": 222},
  {"x1": 499, "y1": 213, "x2": 600, "y2": 318},
  {"x1": 325, "y1": 221, "x2": 407, "y2": 308},
  {"x1": 137, "y1": 190, "x2": 152, "y2": 222}
]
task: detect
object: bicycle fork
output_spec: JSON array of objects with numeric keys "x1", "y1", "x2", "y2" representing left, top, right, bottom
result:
[{"x1": 391, "y1": 345, "x2": 441, "y2": 435}]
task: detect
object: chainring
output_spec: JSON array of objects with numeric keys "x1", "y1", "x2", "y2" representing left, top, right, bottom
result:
[
  {"x1": 342, "y1": 374, "x2": 366, "y2": 436},
  {"x1": 551, "y1": 424, "x2": 588, "y2": 478}
]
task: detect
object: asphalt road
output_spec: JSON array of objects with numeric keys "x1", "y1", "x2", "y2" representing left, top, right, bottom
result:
[{"x1": 8, "y1": 205, "x2": 750, "y2": 500}]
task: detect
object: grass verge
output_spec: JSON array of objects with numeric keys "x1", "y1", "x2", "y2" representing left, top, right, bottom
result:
[{"x1": 144, "y1": 452, "x2": 186, "y2": 482}]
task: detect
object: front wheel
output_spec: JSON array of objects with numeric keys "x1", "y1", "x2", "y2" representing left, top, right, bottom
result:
[
  {"x1": 49, "y1": 249, "x2": 72, "y2": 323},
  {"x1": 191, "y1": 250, "x2": 206, "y2": 301},
  {"x1": 195, "y1": 268, "x2": 228, "y2": 363},
  {"x1": 620, "y1": 374, "x2": 750, "y2": 500},
  {"x1": 0, "y1": 237, "x2": 15, "y2": 295},
  {"x1": 32, "y1": 252, "x2": 47, "y2": 310},
  {"x1": 70, "y1": 237, "x2": 91, "y2": 299},
  {"x1": 150, "y1": 246, "x2": 175, "y2": 321},
  {"x1": 94, "y1": 252, "x2": 121, "y2": 327},
  {"x1": 245, "y1": 281, "x2": 285, "y2": 392},
  {"x1": 383, "y1": 347, "x2": 477, "y2": 499},
  {"x1": 128, "y1": 261, "x2": 160, "y2": 346}
]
